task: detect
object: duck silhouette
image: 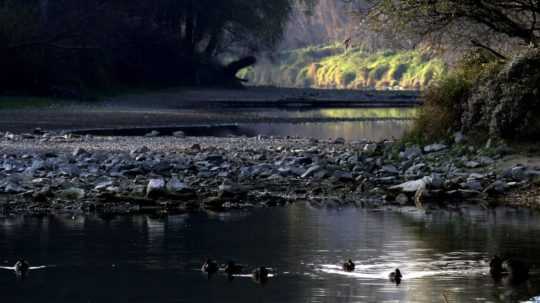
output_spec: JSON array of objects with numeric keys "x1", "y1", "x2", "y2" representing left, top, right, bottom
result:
[
  {"x1": 201, "y1": 259, "x2": 219, "y2": 276},
  {"x1": 224, "y1": 261, "x2": 243, "y2": 279},
  {"x1": 389, "y1": 268, "x2": 403, "y2": 285},
  {"x1": 252, "y1": 266, "x2": 270, "y2": 284},
  {"x1": 342, "y1": 259, "x2": 355, "y2": 272},
  {"x1": 490, "y1": 256, "x2": 529, "y2": 284},
  {"x1": 14, "y1": 259, "x2": 30, "y2": 277}
]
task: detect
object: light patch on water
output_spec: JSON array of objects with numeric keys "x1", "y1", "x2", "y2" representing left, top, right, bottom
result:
[
  {"x1": 317, "y1": 255, "x2": 489, "y2": 281},
  {"x1": 0, "y1": 265, "x2": 49, "y2": 271},
  {"x1": 230, "y1": 273, "x2": 276, "y2": 278}
]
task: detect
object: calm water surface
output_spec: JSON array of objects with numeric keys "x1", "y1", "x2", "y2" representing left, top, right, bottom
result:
[
  {"x1": 232, "y1": 107, "x2": 415, "y2": 141},
  {"x1": 1, "y1": 205, "x2": 540, "y2": 303}
]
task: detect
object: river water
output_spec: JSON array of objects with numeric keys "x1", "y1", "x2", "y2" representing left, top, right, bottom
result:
[
  {"x1": 71, "y1": 107, "x2": 415, "y2": 141},
  {"x1": 1, "y1": 205, "x2": 540, "y2": 303},
  {"x1": 224, "y1": 107, "x2": 415, "y2": 141}
]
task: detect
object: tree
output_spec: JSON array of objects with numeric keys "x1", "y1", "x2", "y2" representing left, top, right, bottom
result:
[
  {"x1": 366, "y1": 0, "x2": 540, "y2": 57},
  {"x1": 0, "y1": 0, "x2": 297, "y2": 95}
]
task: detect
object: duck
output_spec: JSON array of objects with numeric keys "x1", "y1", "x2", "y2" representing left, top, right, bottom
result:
[
  {"x1": 342, "y1": 259, "x2": 355, "y2": 272},
  {"x1": 201, "y1": 258, "x2": 219, "y2": 275},
  {"x1": 389, "y1": 268, "x2": 403, "y2": 284},
  {"x1": 252, "y1": 266, "x2": 270, "y2": 284},
  {"x1": 14, "y1": 259, "x2": 30, "y2": 277},
  {"x1": 489, "y1": 256, "x2": 529, "y2": 284},
  {"x1": 224, "y1": 261, "x2": 243, "y2": 277},
  {"x1": 489, "y1": 255, "x2": 504, "y2": 277}
]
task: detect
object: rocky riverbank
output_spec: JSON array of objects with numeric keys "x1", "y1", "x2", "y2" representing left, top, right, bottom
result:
[{"x1": 0, "y1": 130, "x2": 539, "y2": 216}]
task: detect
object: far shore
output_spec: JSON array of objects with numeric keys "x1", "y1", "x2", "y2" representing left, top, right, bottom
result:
[{"x1": 0, "y1": 87, "x2": 419, "y2": 133}]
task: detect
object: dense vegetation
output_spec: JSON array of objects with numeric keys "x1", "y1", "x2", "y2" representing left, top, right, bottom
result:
[
  {"x1": 240, "y1": 44, "x2": 446, "y2": 90},
  {"x1": 0, "y1": 0, "x2": 297, "y2": 97},
  {"x1": 366, "y1": 0, "x2": 540, "y2": 142}
]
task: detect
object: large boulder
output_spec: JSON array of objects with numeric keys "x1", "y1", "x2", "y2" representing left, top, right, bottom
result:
[{"x1": 462, "y1": 50, "x2": 540, "y2": 140}]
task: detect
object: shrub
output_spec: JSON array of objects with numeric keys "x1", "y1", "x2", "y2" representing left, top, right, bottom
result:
[{"x1": 404, "y1": 50, "x2": 504, "y2": 143}]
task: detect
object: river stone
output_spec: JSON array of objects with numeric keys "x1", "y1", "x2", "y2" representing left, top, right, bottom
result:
[
  {"x1": 464, "y1": 161, "x2": 481, "y2": 168},
  {"x1": 333, "y1": 137, "x2": 346, "y2": 145},
  {"x1": 401, "y1": 146, "x2": 422, "y2": 160},
  {"x1": 334, "y1": 171, "x2": 353, "y2": 182},
  {"x1": 146, "y1": 179, "x2": 166, "y2": 198},
  {"x1": 363, "y1": 143, "x2": 378, "y2": 154},
  {"x1": 301, "y1": 165, "x2": 321, "y2": 178},
  {"x1": 205, "y1": 154, "x2": 224, "y2": 163},
  {"x1": 72, "y1": 147, "x2": 88, "y2": 157},
  {"x1": 95, "y1": 181, "x2": 114, "y2": 191},
  {"x1": 145, "y1": 130, "x2": 160, "y2": 137},
  {"x1": 59, "y1": 164, "x2": 81, "y2": 176},
  {"x1": 173, "y1": 131, "x2": 186, "y2": 138},
  {"x1": 59, "y1": 187, "x2": 86, "y2": 200},
  {"x1": 479, "y1": 156, "x2": 495, "y2": 165},
  {"x1": 130, "y1": 146, "x2": 150, "y2": 156},
  {"x1": 429, "y1": 174, "x2": 444, "y2": 188},
  {"x1": 219, "y1": 180, "x2": 247, "y2": 195},
  {"x1": 381, "y1": 165, "x2": 399, "y2": 175},
  {"x1": 454, "y1": 132, "x2": 465, "y2": 144},
  {"x1": 424, "y1": 144, "x2": 448, "y2": 153},
  {"x1": 152, "y1": 161, "x2": 172, "y2": 174},
  {"x1": 484, "y1": 180, "x2": 507, "y2": 194},
  {"x1": 395, "y1": 193, "x2": 409, "y2": 205},
  {"x1": 4, "y1": 132, "x2": 16, "y2": 140},
  {"x1": 3, "y1": 182, "x2": 25, "y2": 194},
  {"x1": 166, "y1": 178, "x2": 190, "y2": 193},
  {"x1": 504, "y1": 166, "x2": 528, "y2": 180},
  {"x1": 463, "y1": 180, "x2": 483, "y2": 191},
  {"x1": 390, "y1": 176, "x2": 432, "y2": 193}
]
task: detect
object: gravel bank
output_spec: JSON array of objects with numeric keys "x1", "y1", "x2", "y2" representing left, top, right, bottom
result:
[{"x1": 1, "y1": 129, "x2": 539, "y2": 216}]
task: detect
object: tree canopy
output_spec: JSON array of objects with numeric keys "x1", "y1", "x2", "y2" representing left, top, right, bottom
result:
[
  {"x1": 0, "y1": 0, "x2": 296, "y2": 95},
  {"x1": 366, "y1": 0, "x2": 540, "y2": 56}
]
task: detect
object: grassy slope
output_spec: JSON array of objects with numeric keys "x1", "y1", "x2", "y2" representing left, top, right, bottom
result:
[{"x1": 240, "y1": 44, "x2": 447, "y2": 90}]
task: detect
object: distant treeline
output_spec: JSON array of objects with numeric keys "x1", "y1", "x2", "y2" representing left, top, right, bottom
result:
[
  {"x1": 0, "y1": 0, "x2": 296, "y2": 97},
  {"x1": 241, "y1": 44, "x2": 446, "y2": 90}
]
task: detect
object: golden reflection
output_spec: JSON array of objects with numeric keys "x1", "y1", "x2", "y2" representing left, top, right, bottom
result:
[{"x1": 317, "y1": 108, "x2": 418, "y2": 119}]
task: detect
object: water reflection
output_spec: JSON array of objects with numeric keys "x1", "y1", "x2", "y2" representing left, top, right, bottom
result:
[
  {"x1": 241, "y1": 120, "x2": 412, "y2": 141},
  {"x1": 229, "y1": 107, "x2": 414, "y2": 140},
  {"x1": 215, "y1": 107, "x2": 418, "y2": 120},
  {"x1": 0, "y1": 206, "x2": 539, "y2": 302}
]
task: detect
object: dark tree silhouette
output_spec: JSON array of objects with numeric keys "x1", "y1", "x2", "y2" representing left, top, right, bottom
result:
[
  {"x1": 366, "y1": 0, "x2": 540, "y2": 55},
  {"x1": 0, "y1": 0, "x2": 296, "y2": 95}
]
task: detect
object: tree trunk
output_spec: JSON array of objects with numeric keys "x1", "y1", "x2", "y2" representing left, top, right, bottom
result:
[
  {"x1": 205, "y1": 29, "x2": 221, "y2": 57},
  {"x1": 224, "y1": 56, "x2": 257, "y2": 78},
  {"x1": 40, "y1": 0, "x2": 49, "y2": 25},
  {"x1": 184, "y1": 0, "x2": 195, "y2": 57}
]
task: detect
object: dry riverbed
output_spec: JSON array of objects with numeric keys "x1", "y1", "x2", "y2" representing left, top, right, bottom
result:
[{"x1": 0, "y1": 130, "x2": 539, "y2": 216}]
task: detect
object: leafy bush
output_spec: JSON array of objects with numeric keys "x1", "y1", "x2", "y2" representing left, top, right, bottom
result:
[
  {"x1": 404, "y1": 51, "x2": 504, "y2": 143},
  {"x1": 241, "y1": 44, "x2": 447, "y2": 90}
]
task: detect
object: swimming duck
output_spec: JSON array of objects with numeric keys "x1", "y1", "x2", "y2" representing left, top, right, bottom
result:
[
  {"x1": 252, "y1": 266, "x2": 269, "y2": 284},
  {"x1": 343, "y1": 260, "x2": 355, "y2": 272},
  {"x1": 389, "y1": 268, "x2": 403, "y2": 284},
  {"x1": 489, "y1": 256, "x2": 529, "y2": 283},
  {"x1": 489, "y1": 255, "x2": 504, "y2": 277},
  {"x1": 201, "y1": 259, "x2": 219, "y2": 275},
  {"x1": 14, "y1": 259, "x2": 30, "y2": 277},
  {"x1": 224, "y1": 261, "x2": 243, "y2": 277}
]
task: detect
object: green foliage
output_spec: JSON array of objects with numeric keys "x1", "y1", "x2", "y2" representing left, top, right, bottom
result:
[
  {"x1": 367, "y1": 0, "x2": 540, "y2": 52},
  {"x1": 240, "y1": 44, "x2": 447, "y2": 90},
  {"x1": 404, "y1": 51, "x2": 504, "y2": 143}
]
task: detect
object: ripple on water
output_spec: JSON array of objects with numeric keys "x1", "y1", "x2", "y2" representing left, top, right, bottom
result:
[{"x1": 317, "y1": 252, "x2": 489, "y2": 281}]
